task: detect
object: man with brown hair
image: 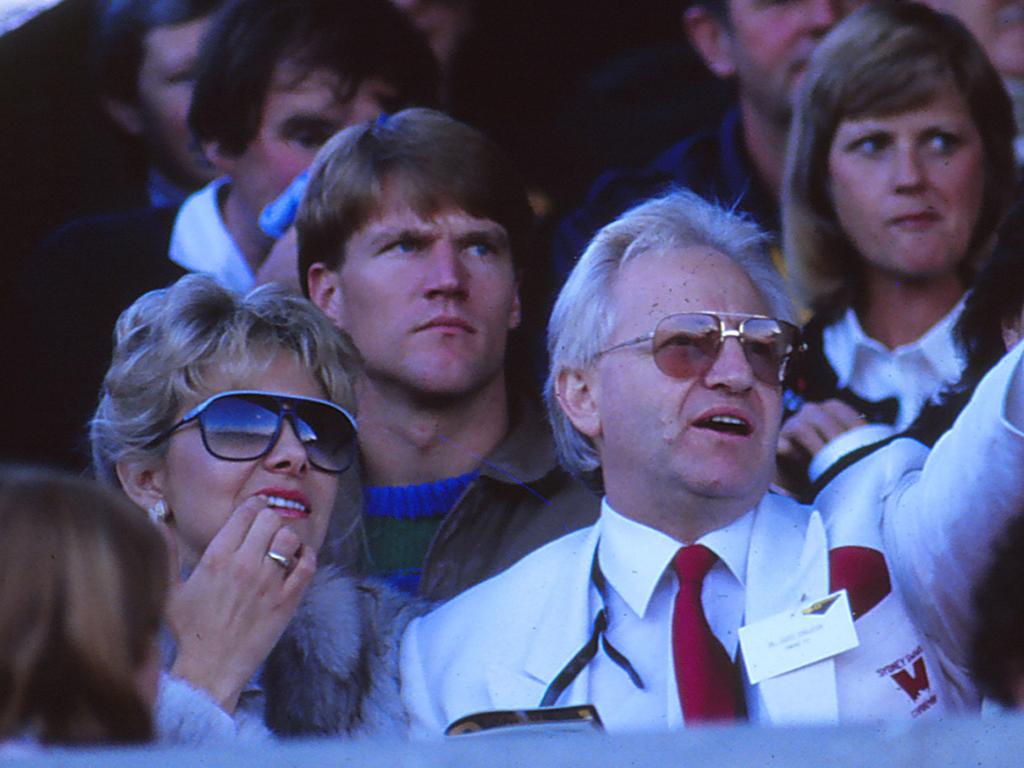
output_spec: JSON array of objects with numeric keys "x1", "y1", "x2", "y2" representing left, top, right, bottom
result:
[
  {"x1": 8, "y1": 0, "x2": 438, "y2": 472},
  {"x1": 298, "y1": 109, "x2": 598, "y2": 600}
]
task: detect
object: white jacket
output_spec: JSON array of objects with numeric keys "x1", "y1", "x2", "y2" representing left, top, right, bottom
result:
[{"x1": 400, "y1": 339, "x2": 1024, "y2": 735}]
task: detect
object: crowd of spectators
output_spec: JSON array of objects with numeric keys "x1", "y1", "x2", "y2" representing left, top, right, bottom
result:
[{"x1": 2, "y1": 0, "x2": 1024, "y2": 753}]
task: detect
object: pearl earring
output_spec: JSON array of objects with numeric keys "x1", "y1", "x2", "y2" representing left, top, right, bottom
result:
[{"x1": 148, "y1": 498, "x2": 170, "y2": 524}]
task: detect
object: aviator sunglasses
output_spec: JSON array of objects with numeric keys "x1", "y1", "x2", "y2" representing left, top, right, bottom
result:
[
  {"x1": 598, "y1": 312, "x2": 803, "y2": 385},
  {"x1": 146, "y1": 391, "x2": 358, "y2": 473}
]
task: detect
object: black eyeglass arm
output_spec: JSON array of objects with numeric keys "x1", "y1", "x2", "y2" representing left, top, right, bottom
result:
[
  {"x1": 540, "y1": 610, "x2": 604, "y2": 708},
  {"x1": 538, "y1": 548, "x2": 645, "y2": 707},
  {"x1": 601, "y1": 633, "x2": 645, "y2": 691}
]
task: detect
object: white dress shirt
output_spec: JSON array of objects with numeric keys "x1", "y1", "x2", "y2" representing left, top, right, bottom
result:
[
  {"x1": 593, "y1": 498, "x2": 753, "y2": 730},
  {"x1": 169, "y1": 176, "x2": 256, "y2": 293},
  {"x1": 822, "y1": 301, "x2": 965, "y2": 431}
]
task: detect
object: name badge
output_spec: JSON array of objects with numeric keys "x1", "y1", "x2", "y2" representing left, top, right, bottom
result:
[{"x1": 739, "y1": 590, "x2": 859, "y2": 685}]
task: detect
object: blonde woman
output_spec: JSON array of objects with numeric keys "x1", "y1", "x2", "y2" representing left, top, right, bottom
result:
[{"x1": 92, "y1": 274, "x2": 417, "y2": 742}]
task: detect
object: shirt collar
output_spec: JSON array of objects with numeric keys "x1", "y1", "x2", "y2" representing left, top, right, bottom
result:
[
  {"x1": 168, "y1": 176, "x2": 256, "y2": 293},
  {"x1": 699, "y1": 506, "x2": 752, "y2": 592},
  {"x1": 823, "y1": 299, "x2": 965, "y2": 388},
  {"x1": 598, "y1": 498, "x2": 753, "y2": 620}
]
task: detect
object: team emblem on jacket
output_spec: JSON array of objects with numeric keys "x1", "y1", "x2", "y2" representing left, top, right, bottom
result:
[{"x1": 877, "y1": 645, "x2": 936, "y2": 717}]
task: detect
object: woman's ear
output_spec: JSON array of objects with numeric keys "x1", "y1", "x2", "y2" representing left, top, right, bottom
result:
[
  {"x1": 555, "y1": 366, "x2": 602, "y2": 441},
  {"x1": 116, "y1": 459, "x2": 167, "y2": 512}
]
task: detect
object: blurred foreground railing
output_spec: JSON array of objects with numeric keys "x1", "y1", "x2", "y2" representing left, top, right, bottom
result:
[{"x1": 8, "y1": 713, "x2": 1024, "y2": 767}]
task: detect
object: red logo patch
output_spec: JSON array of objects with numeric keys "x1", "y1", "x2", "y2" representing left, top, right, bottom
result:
[{"x1": 891, "y1": 656, "x2": 930, "y2": 702}]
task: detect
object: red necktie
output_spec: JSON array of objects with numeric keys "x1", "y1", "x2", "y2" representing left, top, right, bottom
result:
[{"x1": 672, "y1": 545, "x2": 745, "y2": 723}]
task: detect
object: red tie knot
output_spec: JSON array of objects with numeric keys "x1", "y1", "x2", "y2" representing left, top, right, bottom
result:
[{"x1": 674, "y1": 544, "x2": 717, "y2": 585}]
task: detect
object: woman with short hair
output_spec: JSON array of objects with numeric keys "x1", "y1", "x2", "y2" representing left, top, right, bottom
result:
[
  {"x1": 778, "y1": 2, "x2": 1017, "y2": 492},
  {"x1": 93, "y1": 274, "x2": 415, "y2": 742}
]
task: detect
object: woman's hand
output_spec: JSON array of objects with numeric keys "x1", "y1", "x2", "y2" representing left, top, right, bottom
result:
[
  {"x1": 777, "y1": 398, "x2": 868, "y2": 462},
  {"x1": 160, "y1": 495, "x2": 315, "y2": 714},
  {"x1": 775, "y1": 399, "x2": 868, "y2": 496}
]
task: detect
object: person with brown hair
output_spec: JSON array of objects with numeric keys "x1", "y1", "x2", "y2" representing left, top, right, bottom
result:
[
  {"x1": 7, "y1": 0, "x2": 439, "y2": 474},
  {"x1": 298, "y1": 108, "x2": 599, "y2": 600},
  {"x1": 96, "y1": 0, "x2": 225, "y2": 207},
  {"x1": 778, "y1": 2, "x2": 1017, "y2": 490},
  {"x1": 0, "y1": 467, "x2": 168, "y2": 751}
]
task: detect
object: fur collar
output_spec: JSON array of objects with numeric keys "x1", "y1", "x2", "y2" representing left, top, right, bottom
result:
[{"x1": 261, "y1": 567, "x2": 427, "y2": 737}]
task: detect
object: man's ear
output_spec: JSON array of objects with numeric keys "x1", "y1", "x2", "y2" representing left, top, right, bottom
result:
[
  {"x1": 1002, "y1": 317, "x2": 1024, "y2": 352},
  {"x1": 201, "y1": 140, "x2": 234, "y2": 175},
  {"x1": 102, "y1": 96, "x2": 144, "y2": 137},
  {"x1": 306, "y1": 263, "x2": 345, "y2": 326},
  {"x1": 683, "y1": 5, "x2": 737, "y2": 79},
  {"x1": 508, "y1": 285, "x2": 522, "y2": 330},
  {"x1": 116, "y1": 458, "x2": 167, "y2": 513},
  {"x1": 555, "y1": 366, "x2": 602, "y2": 441}
]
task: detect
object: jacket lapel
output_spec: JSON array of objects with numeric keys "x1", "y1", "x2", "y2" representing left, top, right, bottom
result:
[
  {"x1": 480, "y1": 499, "x2": 841, "y2": 721},
  {"x1": 745, "y1": 495, "x2": 839, "y2": 724},
  {"x1": 496, "y1": 525, "x2": 603, "y2": 708}
]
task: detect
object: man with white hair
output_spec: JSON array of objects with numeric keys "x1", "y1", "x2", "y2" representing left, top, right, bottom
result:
[{"x1": 400, "y1": 190, "x2": 1024, "y2": 734}]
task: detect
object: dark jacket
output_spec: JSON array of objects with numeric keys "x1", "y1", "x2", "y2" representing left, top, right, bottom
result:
[
  {"x1": 322, "y1": 395, "x2": 601, "y2": 602},
  {"x1": 552, "y1": 106, "x2": 778, "y2": 282},
  {"x1": 6, "y1": 206, "x2": 181, "y2": 469}
]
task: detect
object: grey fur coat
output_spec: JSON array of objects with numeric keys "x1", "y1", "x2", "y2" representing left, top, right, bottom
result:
[{"x1": 156, "y1": 567, "x2": 428, "y2": 744}]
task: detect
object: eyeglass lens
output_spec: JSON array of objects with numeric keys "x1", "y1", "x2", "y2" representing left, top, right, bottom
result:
[
  {"x1": 199, "y1": 394, "x2": 354, "y2": 473},
  {"x1": 651, "y1": 314, "x2": 794, "y2": 384}
]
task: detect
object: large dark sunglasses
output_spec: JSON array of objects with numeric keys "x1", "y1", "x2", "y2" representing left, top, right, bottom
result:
[
  {"x1": 147, "y1": 391, "x2": 358, "y2": 473},
  {"x1": 599, "y1": 312, "x2": 803, "y2": 385}
]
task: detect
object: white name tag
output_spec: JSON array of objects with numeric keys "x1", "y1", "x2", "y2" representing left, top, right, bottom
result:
[{"x1": 739, "y1": 590, "x2": 859, "y2": 685}]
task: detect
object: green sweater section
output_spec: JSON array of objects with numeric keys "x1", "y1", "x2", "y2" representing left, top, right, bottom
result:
[{"x1": 363, "y1": 470, "x2": 479, "y2": 594}]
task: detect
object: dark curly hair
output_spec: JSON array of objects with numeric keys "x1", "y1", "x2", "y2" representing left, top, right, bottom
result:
[
  {"x1": 905, "y1": 201, "x2": 1024, "y2": 446},
  {"x1": 189, "y1": 0, "x2": 439, "y2": 157},
  {"x1": 971, "y1": 510, "x2": 1024, "y2": 706}
]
